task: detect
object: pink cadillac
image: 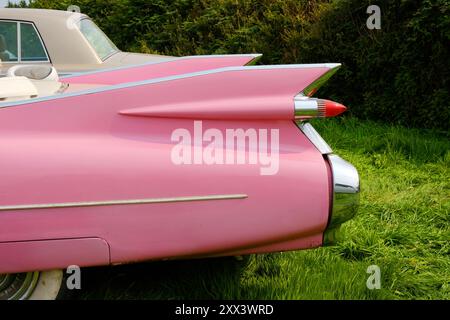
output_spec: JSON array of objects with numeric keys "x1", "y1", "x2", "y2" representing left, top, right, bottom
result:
[{"x1": 0, "y1": 55, "x2": 359, "y2": 299}]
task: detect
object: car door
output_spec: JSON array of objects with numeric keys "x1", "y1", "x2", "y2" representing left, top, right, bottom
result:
[{"x1": 0, "y1": 20, "x2": 51, "y2": 76}]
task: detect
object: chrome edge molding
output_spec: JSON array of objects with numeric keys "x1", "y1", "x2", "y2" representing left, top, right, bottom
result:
[
  {"x1": 301, "y1": 63, "x2": 341, "y2": 97},
  {"x1": 296, "y1": 122, "x2": 333, "y2": 154},
  {"x1": 0, "y1": 194, "x2": 248, "y2": 212},
  {"x1": 323, "y1": 154, "x2": 360, "y2": 246},
  {"x1": 244, "y1": 54, "x2": 263, "y2": 65}
]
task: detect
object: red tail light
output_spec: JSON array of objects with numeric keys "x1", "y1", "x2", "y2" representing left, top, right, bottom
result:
[
  {"x1": 294, "y1": 97, "x2": 347, "y2": 119},
  {"x1": 323, "y1": 99, "x2": 347, "y2": 117}
]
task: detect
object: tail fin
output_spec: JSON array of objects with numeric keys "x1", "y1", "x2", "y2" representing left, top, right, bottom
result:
[
  {"x1": 63, "y1": 54, "x2": 262, "y2": 85},
  {"x1": 119, "y1": 64, "x2": 341, "y2": 120}
]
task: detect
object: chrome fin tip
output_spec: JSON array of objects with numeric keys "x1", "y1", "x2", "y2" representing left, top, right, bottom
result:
[{"x1": 324, "y1": 63, "x2": 341, "y2": 69}]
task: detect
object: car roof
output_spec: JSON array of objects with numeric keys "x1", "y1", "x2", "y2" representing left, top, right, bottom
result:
[
  {"x1": 0, "y1": 8, "x2": 101, "y2": 66},
  {"x1": 0, "y1": 8, "x2": 87, "y2": 22}
]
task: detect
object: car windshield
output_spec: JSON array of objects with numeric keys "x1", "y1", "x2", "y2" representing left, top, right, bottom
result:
[{"x1": 79, "y1": 19, "x2": 119, "y2": 61}]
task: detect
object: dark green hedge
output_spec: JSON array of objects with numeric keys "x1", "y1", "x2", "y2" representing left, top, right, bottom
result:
[{"x1": 12, "y1": 0, "x2": 450, "y2": 130}]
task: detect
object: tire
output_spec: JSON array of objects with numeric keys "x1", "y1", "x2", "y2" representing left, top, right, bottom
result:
[{"x1": 0, "y1": 270, "x2": 66, "y2": 300}]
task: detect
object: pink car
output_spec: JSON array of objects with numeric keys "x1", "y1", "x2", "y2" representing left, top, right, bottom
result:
[{"x1": 0, "y1": 55, "x2": 359, "y2": 300}]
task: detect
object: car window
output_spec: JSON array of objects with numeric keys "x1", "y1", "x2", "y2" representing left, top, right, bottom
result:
[
  {"x1": 79, "y1": 19, "x2": 118, "y2": 61},
  {"x1": 0, "y1": 21, "x2": 18, "y2": 62},
  {"x1": 20, "y1": 23, "x2": 48, "y2": 62}
]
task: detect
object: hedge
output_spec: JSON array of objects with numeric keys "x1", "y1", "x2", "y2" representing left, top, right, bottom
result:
[{"x1": 10, "y1": 0, "x2": 450, "y2": 130}]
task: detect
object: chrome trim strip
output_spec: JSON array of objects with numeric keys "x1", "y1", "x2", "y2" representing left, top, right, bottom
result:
[
  {"x1": 244, "y1": 53, "x2": 262, "y2": 66},
  {"x1": 0, "y1": 194, "x2": 248, "y2": 212},
  {"x1": 301, "y1": 64, "x2": 341, "y2": 97},
  {"x1": 17, "y1": 21, "x2": 21, "y2": 62},
  {"x1": 0, "y1": 63, "x2": 341, "y2": 109},
  {"x1": 296, "y1": 122, "x2": 333, "y2": 154}
]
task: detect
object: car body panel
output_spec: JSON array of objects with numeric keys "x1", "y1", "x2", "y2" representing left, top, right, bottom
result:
[
  {"x1": 0, "y1": 120, "x2": 329, "y2": 268},
  {"x1": 0, "y1": 238, "x2": 110, "y2": 274},
  {"x1": 0, "y1": 63, "x2": 335, "y2": 272}
]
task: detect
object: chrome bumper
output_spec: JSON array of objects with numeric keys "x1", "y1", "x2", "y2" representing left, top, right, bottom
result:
[
  {"x1": 324, "y1": 154, "x2": 360, "y2": 245},
  {"x1": 296, "y1": 122, "x2": 360, "y2": 245}
]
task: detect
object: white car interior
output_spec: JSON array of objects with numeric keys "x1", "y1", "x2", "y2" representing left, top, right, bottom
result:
[
  {"x1": 0, "y1": 76, "x2": 39, "y2": 101},
  {"x1": 7, "y1": 65, "x2": 59, "y2": 81},
  {"x1": 0, "y1": 65, "x2": 105, "y2": 103},
  {"x1": 0, "y1": 65, "x2": 66, "y2": 102}
]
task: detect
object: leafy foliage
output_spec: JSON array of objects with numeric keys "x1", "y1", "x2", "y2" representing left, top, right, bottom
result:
[{"x1": 10, "y1": 0, "x2": 450, "y2": 130}]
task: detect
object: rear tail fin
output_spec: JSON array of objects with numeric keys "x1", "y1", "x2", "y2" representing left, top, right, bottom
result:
[
  {"x1": 119, "y1": 63, "x2": 344, "y2": 120},
  {"x1": 63, "y1": 54, "x2": 262, "y2": 85}
]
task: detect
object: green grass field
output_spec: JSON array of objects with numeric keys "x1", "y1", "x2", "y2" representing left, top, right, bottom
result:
[{"x1": 79, "y1": 118, "x2": 449, "y2": 300}]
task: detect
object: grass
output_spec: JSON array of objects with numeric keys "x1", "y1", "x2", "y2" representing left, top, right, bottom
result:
[{"x1": 79, "y1": 118, "x2": 450, "y2": 300}]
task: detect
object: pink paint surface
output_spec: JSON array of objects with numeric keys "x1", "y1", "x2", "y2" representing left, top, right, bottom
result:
[
  {"x1": 0, "y1": 238, "x2": 110, "y2": 274},
  {"x1": 63, "y1": 55, "x2": 260, "y2": 85},
  {"x1": 0, "y1": 63, "x2": 332, "y2": 273}
]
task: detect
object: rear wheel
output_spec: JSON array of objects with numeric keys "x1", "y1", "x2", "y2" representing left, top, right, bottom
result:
[{"x1": 0, "y1": 270, "x2": 64, "y2": 300}]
